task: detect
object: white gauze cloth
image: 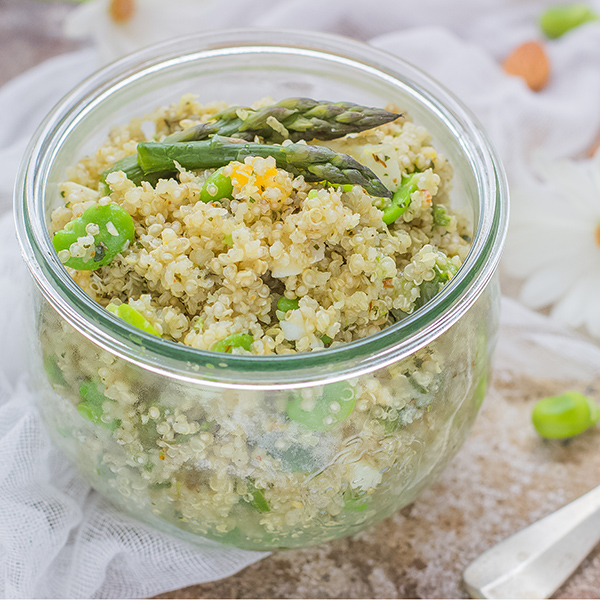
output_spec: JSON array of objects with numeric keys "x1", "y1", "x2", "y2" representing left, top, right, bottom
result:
[{"x1": 2, "y1": 0, "x2": 600, "y2": 597}]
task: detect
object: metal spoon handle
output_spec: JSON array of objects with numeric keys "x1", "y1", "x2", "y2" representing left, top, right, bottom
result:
[{"x1": 463, "y1": 484, "x2": 600, "y2": 599}]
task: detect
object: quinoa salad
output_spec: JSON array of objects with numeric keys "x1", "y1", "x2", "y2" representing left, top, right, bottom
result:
[
  {"x1": 49, "y1": 95, "x2": 471, "y2": 353},
  {"x1": 38, "y1": 96, "x2": 488, "y2": 549}
]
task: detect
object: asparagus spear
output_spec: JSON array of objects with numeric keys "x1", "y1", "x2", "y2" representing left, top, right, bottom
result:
[
  {"x1": 167, "y1": 98, "x2": 401, "y2": 143},
  {"x1": 100, "y1": 98, "x2": 400, "y2": 189},
  {"x1": 137, "y1": 135, "x2": 392, "y2": 198}
]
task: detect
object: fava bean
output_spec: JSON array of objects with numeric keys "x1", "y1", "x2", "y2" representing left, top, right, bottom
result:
[
  {"x1": 540, "y1": 3, "x2": 599, "y2": 39},
  {"x1": 211, "y1": 333, "x2": 254, "y2": 353},
  {"x1": 107, "y1": 302, "x2": 159, "y2": 336},
  {"x1": 241, "y1": 480, "x2": 270, "y2": 513},
  {"x1": 277, "y1": 296, "x2": 299, "y2": 313},
  {"x1": 532, "y1": 391, "x2": 600, "y2": 439},
  {"x1": 200, "y1": 168, "x2": 234, "y2": 203},
  {"x1": 344, "y1": 489, "x2": 370, "y2": 512},
  {"x1": 78, "y1": 380, "x2": 121, "y2": 431},
  {"x1": 286, "y1": 381, "x2": 356, "y2": 431},
  {"x1": 432, "y1": 204, "x2": 451, "y2": 227},
  {"x1": 52, "y1": 203, "x2": 135, "y2": 270},
  {"x1": 415, "y1": 262, "x2": 458, "y2": 309}
]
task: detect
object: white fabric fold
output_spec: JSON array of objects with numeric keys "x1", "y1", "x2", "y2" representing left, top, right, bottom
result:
[{"x1": 2, "y1": 0, "x2": 600, "y2": 596}]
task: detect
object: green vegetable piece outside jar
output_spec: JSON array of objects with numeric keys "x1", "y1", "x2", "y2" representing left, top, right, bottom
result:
[
  {"x1": 52, "y1": 203, "x2": 135, "y2": 270},
  {"x1": 200, "y1": 168, "x2": 234, "y2": 203},
  {"x1": 532, "y1": 391, "x2": 600, "y2": 439},
  {"x1": 211, "y1": 333, "x2": 254, "y2": 353},
  {"x1": 382, "y1": 173, "x2": 420, "y2": 225},
  {"x1": 286, "y1": 381, "x2": 356, "y2": 431},
  {"x1": 540, "y1": 3, "x2": 599, "y2": 39},
  {"x1": 107, "y1": 302, "x2": 159, "y2": 336},
  {"x1": 277, "y1": 296, "x2": 300, "y2": 313}
]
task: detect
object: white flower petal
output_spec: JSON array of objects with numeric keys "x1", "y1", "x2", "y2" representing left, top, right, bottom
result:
[
  {"x1": 550, "y1": 277, "x2": 594, "y2": 329},
  {"x1": 505, "y1": 221, "x2": 594, "y2": 278},
  {"x1": 519, "y1": 260, "x2": 584, "y2": 309},
  {"x1": 64, "y1": 0, "x2": 214, "y2": 64},
  {"x1": 583, "y1": 278, "x2": 600, "y2": 338}
]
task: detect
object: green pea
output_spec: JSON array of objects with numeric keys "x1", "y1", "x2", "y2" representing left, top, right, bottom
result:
[
  {"x1": 107, "y1": 302, "x2": 159, "y2": 336},
  {"x1": 540, "y1": 3, "x2": 599, "y2": 39},
  {"x1": 200, "y1": 168, "x2": 233, "y2": 203},
  {"x1": 382, "y1": 173, "x2": 420, "y2": 225},
  {"x1": 211, "y1": 333, "x2": 254, "y2": 353},
  {"x1": 277, "y1": 296, "x2": 299, "y2": 313},
  {"x1": 432, "y1": 204, "x2": 451, "y2": 227},
  {"x1": 532, "y1": 391, "x2": 600, "y2": 439},
  {"x1": 286, "y1": 381, "x2": 356, "y2": 431},
  {"x1": 52, "y1": 203, "x2": 135, "y2": 270}
]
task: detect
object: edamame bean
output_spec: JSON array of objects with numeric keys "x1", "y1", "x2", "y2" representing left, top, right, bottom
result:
[
  {"x1": 52, "y1": 203, "x2": 135, "y2": 270},
  {"x1": 200, "y1": 168, "x2": 234, "y2": 203},
  {"x1": 211, "y1": 333, "x2": 254, "y2": 353},
  {"x1": 532, "y1": 391, "x2": 600, "y2": 439},
  {"x1": 540, "y1": 3, "x2": 599, "y2": 39},
  {"x1": 277, "y1": 296, "x2": 299, "y2": 313},
  {"x1": 382, "y1": 173, "x2": 420, "y2": 225},
  {"x1": 286, "y1": 381, "x2": 356, "y2": 431},
  {"x1": 107, "y1": 302, "x2": 159, "y2": 336}
]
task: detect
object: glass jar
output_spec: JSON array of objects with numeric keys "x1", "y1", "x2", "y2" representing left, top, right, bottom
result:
[{"x1": 14, "y1": 30, "x2": 508, "y2": 550}]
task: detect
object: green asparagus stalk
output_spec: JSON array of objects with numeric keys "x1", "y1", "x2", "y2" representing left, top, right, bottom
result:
[
  {"x1": 168, "y1": 98, "x2": 401, "y2": 143},
  {"x1": 99, "y1": 98, "x2": 400, "y2": 190},
  {"x1": 137, "y1": 135, "x2": 392, "y2": 198}
]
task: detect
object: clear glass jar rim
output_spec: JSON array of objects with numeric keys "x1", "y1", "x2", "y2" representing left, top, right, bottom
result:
[{"x1": 15, "y1": 28, "x2": 509, "y2": 389}]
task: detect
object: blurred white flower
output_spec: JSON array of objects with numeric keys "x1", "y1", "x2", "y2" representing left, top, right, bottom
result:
[
  {"x1": 504, "y1": 150, "x2": 600, "y2": 337},
  {"x1": 64, "y1": 0, "x2": 212, "y2": 64}
]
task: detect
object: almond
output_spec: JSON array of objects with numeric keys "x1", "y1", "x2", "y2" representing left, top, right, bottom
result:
[
  {"x1": 109, "y1": 0, "x2": 136, "y2": 23},
  {"x1": 586, "y1": 129, "x2": 600, "y2": 157},
  {"x1": 503, "y1": 41, "x2": 550, "y2": 92}
]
